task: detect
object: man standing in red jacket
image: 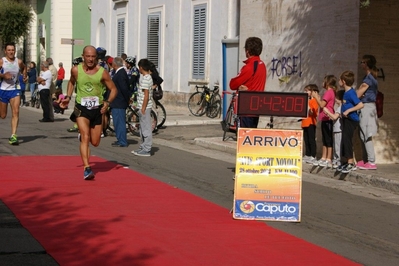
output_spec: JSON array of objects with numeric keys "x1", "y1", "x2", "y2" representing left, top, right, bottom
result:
[
  {"x1": 229, "y1": 37, "x2": 266, "y2": 128},
  {"x1": 56, "y1": 62, "x2": 65, "y2": 89}
]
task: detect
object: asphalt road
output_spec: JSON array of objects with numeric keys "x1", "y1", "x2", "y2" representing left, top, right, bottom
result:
[{"x1": 1, "y1": 108, "x2": 399, "y2": 266}]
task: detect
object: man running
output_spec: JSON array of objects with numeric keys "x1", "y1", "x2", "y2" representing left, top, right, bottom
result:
[
  {"x1": 62, "y1": 45, "x2": 117, "y2": 180},
  {"x1": 0, "y1": 42, "x2": 27, "y2": 145}
]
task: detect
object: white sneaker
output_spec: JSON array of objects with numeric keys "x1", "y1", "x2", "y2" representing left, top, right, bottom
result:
[
  {"x1": 332, "y1": 161, "x2": 340, "y2": 169},
  {"x1": 307, "y1": 157, "x2": 317, "y2": 165},
  {"x1": 318, "y1": 160, "x2": 329, "y2": 167},
  {"x1": 313, "y1": 159, "x2": 324, "y2": 166}
]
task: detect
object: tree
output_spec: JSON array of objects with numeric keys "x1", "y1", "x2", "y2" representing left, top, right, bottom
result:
[{"x1": 0, "y1": 0, "x2": 33, "y2": 44}]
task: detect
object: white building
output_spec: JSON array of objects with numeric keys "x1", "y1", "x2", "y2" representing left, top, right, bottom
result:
[{"x1": 90, "y1": 0, "x2": 240, "y2": 105}]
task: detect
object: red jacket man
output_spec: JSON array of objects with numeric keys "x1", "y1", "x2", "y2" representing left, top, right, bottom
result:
[
  {"x1": 229, "y1": 37, "x2": 267, "y2": 128},
  {"x1": 56, "y1": 62, "x2": 65, "y2": 89}
]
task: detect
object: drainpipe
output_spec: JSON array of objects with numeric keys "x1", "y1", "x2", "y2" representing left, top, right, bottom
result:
[
  {"x1": 222, "y1": 42, "x2": 227, "y2": 119},
  {"x1": 221, "y1": 38, "x2": 239, "y2": 119}
]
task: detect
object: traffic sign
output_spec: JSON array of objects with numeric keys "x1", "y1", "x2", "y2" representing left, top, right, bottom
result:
[{"x1": 61, "y1": 38, "x2": 84, "y2": 45}]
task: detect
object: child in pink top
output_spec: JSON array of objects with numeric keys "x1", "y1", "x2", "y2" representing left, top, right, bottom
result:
[
  {"x1": 53, "y1": 88, "x2": 66, "y2": 114},
  {"x1": 311, "y1": 75, "x2": 338, "y2": 167}
]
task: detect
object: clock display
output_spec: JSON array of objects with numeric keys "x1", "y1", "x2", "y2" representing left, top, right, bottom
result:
[{"x1": 237, "y1": 91, "x2": 308, "y2": 117}]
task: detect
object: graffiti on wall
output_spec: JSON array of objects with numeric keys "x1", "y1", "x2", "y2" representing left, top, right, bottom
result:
[{"x1": 271, "y1": 52, "x2": 303, "y2": 84}]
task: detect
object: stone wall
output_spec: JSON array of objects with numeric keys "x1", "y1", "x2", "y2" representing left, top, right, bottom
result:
[
  {"x1": 236, "y1": 0, "x2": 398, "y2": 163},
  {"x1": 358, "y1": 0, "x2": 399, "y2": 163}
]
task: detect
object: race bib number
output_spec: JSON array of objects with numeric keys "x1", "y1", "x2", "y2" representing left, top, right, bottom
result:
[{"x1": 81, "y1": 96, "x2": 99, "y2": 109}]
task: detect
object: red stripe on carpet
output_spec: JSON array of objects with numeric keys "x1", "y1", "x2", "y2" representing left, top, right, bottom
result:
[{"x1": 0, "y1": 156, "x2": 359, "y2": 265}]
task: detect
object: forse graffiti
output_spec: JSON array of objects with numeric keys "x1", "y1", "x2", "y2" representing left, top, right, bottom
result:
[{"x1": 270, "y1": 52, "x2": 303, "y2": 79}]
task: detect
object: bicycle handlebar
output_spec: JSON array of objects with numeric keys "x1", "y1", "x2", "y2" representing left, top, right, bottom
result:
[
  {"x1": 195, "y1": 84, "x2": 219, "y2": 94},
  {"x1": 222, "y1": 91, "x2": 237, "y2": 97}
]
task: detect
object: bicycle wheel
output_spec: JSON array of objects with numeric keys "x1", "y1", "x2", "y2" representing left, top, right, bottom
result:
[
  {"x1": 150, "y1": 110, "x2": 158, "y2": 133},
  {"x1": 207, "y1": 94, "x2": 222, "y2": 118},
  {"x1": 126, "y1": 108, "x2": 139, "y2": 135},
  {"x1": 153, "y1": 101, "x2": 166, "y2": 128},
  {"x1": 188, "y1": 92, "x2": 207, "y2": 117},
  {"x1": 222, "y1": 107, "x2": 233, "y2": 141},
  {"x1": 129, "y1": 108, "x2": 158, "y2": 134},
  {"x1": 222, "y1": 100, "x2": 238, "y2": 141},
  {"x1": 35, "y1": 96, "x2": 40, "y2": 109}
]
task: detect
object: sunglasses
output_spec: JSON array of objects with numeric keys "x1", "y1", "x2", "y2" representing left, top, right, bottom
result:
[{"x1": 360, "y1": 61, "x2": 366, "y2": 64}]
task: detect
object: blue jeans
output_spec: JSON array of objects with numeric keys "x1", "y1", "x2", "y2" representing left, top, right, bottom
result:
[
  {"x1": 111, "y1": 108, "x2": 127, "y2": 146},
  {"x1": 29, "y1": 83, "x2": 36, "y2": 95}
]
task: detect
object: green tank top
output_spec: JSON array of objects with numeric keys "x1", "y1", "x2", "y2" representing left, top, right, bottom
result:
[{"x1": 76, "y1": 64, "x2": 105, "y2": 105}]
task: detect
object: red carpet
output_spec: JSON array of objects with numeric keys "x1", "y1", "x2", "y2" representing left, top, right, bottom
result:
[{"x1": 0, "y1": 156, "x2": 359, "y2": 265}]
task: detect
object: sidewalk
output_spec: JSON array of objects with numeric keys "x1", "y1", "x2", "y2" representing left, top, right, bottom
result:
[{"x1": 158, "y1": 103, "x2": 399, "y2": 195}]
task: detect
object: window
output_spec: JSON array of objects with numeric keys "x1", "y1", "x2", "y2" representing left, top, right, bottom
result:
[
  {"x1": 117, "y1": 18, "x2": 125, "y2": 56},
  {"x1": 147, "y1": 13, "x2": 160, "y2": 68},
  {"x1": 192, "y1": 4, "x2": 207, "y2": 79}
]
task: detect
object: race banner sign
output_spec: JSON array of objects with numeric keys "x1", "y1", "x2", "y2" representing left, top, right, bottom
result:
[{"x1": 233, "y1": 128, "x2": 303, "y2": 222}]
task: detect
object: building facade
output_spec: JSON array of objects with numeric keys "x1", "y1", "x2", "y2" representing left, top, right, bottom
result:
[
  {"x1": 90, "y1": 0, "x2": 240, "y2": 104},
  {"x1": 27, "y1": 0, "x2": 91, "y2": 80}
]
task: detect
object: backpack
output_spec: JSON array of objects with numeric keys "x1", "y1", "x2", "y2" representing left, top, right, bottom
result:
[
  {"x1": 376, "y1": 90, "x2": 384, "y2": 118},
  {"x1": 153, "y1": 84, "x2": 163, "y2": 101},
  {"x1": 152, "y1": 75, "x2": 164, "y2": 101}
]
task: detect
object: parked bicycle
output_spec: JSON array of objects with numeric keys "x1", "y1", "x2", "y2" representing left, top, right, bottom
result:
[
  {"x1": 30, "y1": 86, "x2": 40, "y2": 109},
  {"x1": 130, "y1": 91, "x2": 166, "y2": 129},
  {"x1": 188, "y1": 83, "x2": 221, "y2": 118},
  {"x1": 107, "y1": 104, "x2": 158, "y2": 136},
  {"x1": 221, "y1": 91, "x2": 239, "y2": 141}
]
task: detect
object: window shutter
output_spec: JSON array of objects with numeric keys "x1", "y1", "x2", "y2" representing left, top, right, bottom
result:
[
  {"x1": 192, "y1": 4, "x2": 206, "y2": 79},
  {"x1": 117, "y1": 18, "x2": 125, "y2": 56},
  {"x1": 147, "y1": 13, "x2": 160, "y2": 68}
]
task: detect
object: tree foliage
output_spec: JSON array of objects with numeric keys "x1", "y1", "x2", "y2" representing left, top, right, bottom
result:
[{"x1": 0, "y1": 0, "x2": 33, "y2": 44}]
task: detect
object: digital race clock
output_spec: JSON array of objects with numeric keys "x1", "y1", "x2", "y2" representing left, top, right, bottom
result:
[{"x1": 237, "y1": 91, "x2": 309, "y2": 118}]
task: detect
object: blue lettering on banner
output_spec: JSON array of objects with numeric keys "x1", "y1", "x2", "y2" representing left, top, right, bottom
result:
[{"x1": 234, "y1": 200, "x2": 300, "y2": 221}]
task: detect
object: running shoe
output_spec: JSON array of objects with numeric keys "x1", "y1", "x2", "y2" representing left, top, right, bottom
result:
[
  {"x1": 132, "y1": 149, "x2": 151, "y2": 157},
  {"x1": 131, "y1": 148, "x2": 142, "y2": 154},
  {"x1": 337, "y1": 163, "x2": 347, "y2": 172},
  {"x1": 359, "y1": 162, "x2": 377, "y2": 170},
  {"x1": 341, "y1": 163, "x2": 356, "y2": 174},
  {"x1": 356, "y1": 160, "x2": 365, "y2": 168},
  {"x1": 313, "y1": 159, "x2": 325, "y2": 166},
  {"x1": 306, "y1": 157, "x2": 317, "y2": 165},
  {"x1": 67, "y1": 127, "x2": 79, "y2": 132},
  {"x1": 318, "y1": 160, "x2": 328, "y2": 167},
  {"x1": 84, "y1": 167, "x2": 95, "y2": 180},
  {"x1": 9, "y1": 134, "x2": 19, "y2": 145},
  {"x1": 332, "y1": 161, "x2": 341, "y2": 169}
]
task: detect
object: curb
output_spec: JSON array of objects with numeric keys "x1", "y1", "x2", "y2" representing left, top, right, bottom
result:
[
  {"x1": 164, "y1": 119, "x2": 221, "y2": 127},
  {"x1": 194, "y1": 137, "x2": 399, "y2": 194},
  {"x1": 305, "y1": 164, "x2": 399, "y2": 194}
]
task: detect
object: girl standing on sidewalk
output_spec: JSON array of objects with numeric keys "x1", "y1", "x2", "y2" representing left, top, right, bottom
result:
[
  {"x1": 301, "y1": 84, "x2": 319, "y2": 164},
  {"x1": 322, "y1": 89, "x2": 345, "y2": 169},
  {"x1": 356, "y1": 55, "x2": 379, "y2": 170},
  {"x1": 311, "y1": 75, "x2": 337, "y2": 168}
]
